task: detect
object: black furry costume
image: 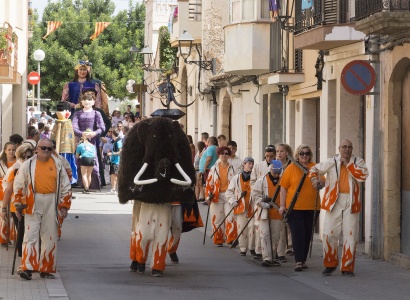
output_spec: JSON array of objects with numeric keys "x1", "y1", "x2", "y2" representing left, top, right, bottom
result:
[{"x1": 118, "y1": 117, "x2": 196, "y2": 207}]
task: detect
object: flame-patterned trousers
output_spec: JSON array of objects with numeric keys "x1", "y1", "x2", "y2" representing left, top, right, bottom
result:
[
  {"x1": 22, "y1": 193, "x2": 58, "y2": 273},
  {"x1": 210, "y1": 192, "x2": 237, "y2": 245},
  {"x1": 235, "y1": 212, "x2": 252, "y2": 253},
  {"x1": 130, "y1": 202, "x2": 172, "y2": 271},
  {"x1": 168, "y1": 205, "x2": 183, "y2": 254},
  {"x1": 322, "y1": 193, "x2": 359, "y2": 272},
  {"x1": 249, "y1": 205, "x2": 262, "y2": 254},
  {"x1": 260, "y1": 218, "x2": 282, "y2": 262}
]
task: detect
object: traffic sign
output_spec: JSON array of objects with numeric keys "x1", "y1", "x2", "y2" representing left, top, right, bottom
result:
[
  {"x1": 341, "y1": 60, "x2": 376, "y2": 95},
  {"x1": 28, "y1": 71, "x2": 40, "y2": 85}
]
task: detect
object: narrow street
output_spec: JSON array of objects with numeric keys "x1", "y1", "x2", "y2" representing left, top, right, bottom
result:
[{"x1": 56, "y1": 189, "x2": 410, "y2": 300}]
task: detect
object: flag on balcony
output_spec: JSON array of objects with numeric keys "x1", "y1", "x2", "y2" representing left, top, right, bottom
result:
[
  {"x1": 90, "y1": 22, "x2": 111, "y2": 40},
  {"x1": 42, "y1": 21, "x2": 62, "y2": 39},
  {"x1": 302, "y1": 0, "x2": 314, "y2": 10},
  {"x1": 269, "y1": 0, "x2": 281, "y2": 21}
]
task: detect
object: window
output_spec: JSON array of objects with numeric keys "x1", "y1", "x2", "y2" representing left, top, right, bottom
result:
[{"x1": 229, "y1": 0, "x2": 270, "y2": 23}]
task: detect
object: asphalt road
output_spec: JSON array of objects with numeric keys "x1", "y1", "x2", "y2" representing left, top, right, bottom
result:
[{"x1": 57, "y1": 191, "x2": 410, "y2": 300}]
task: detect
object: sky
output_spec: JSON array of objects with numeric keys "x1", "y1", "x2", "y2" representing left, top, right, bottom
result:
[{"x1": 32, "y1": 0, "x2": 142, "y2": 18}]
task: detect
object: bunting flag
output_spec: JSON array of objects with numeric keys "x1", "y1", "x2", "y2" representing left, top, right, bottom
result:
[
  {"x1": 269, "y1": 0, "x2": 281, "y2": 21},
  {"x1": 90, "y1": 22, "x2": 111, "y2": 40},
  {"x1": 42, "y1": 21, "x2": 62, "y2": 39}
]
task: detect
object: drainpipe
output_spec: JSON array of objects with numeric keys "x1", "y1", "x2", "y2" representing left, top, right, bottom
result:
[
  {"x1": 211, "y1": 87, "x2": 217, "y2": 136},
  {"x1": 280, "y1": 85, "x2": 289, "y2": 142}
]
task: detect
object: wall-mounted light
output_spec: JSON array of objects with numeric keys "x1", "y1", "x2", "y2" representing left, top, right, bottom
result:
[{"x1": 178, "y1": 29, "x2": 216, "y2": 75}]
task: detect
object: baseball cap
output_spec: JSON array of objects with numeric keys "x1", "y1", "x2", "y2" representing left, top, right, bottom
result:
[
  {"x1": 270, "y1": 160, "x2": 283, "y2": 173},
  {"x1": 243, "y1": 157, "x2": 254, "y2": 164}
]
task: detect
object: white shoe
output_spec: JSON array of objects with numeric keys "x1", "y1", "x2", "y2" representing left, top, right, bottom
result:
[{"x1": 106, "y1": 190, "x2": 117, "y2": 195}]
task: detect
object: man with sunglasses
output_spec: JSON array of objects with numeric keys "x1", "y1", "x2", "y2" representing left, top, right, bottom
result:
[
  {"x1": 13, "y1": 138, "x2": 72, "y2": 280},
  {"x1": 249, "y1": 145, "x2": 276, "y2": 259},
  {"x1": 309, "y1": 139, "x2": 368, "y2": 277}
]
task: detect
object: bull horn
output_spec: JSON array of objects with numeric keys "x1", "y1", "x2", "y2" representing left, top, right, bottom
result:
[
  {"x1": 170, "y1": 163, "x2": 192, "y2": 186},
  {"x1": 134, "y1": 163, "x2": 158, "y2": 185}
]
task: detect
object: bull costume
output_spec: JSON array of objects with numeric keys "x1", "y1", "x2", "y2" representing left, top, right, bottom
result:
[
  {"x1": 309, "y1": 139, "x2": 368, "y2": 276},
  {"x1": 118, "y1": 117, "x2": 198, "y2": 277}
]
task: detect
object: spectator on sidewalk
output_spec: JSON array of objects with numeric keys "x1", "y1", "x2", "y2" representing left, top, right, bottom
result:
[{"x1": 106, "y1": 129, "x2": 122, "y2": 195}]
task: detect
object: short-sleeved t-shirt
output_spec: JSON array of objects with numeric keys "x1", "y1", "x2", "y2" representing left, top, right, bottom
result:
[
  {"x1": 280, "y1": 162, "x2": 318, "y2": 210},
  {"x1": 76, "y1": 143, "x2": 96, "y2": 158},
  {"x1": 199, "y1": 145, "x2": 218, "y2": 172},
  {"x1": 110, "y1": 139, "x2": 122, "y2": 165},
  {"x1": 35, "y1": 159, "x2": 57, "y2": 194}
]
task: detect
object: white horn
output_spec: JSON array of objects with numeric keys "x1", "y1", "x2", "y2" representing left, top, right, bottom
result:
[
  {"x1": 134, "y1": 162, "x2": 158, "y2": 185},
  {"x1": 170, "y1": 163, "x2": 192, "y2": 186}
]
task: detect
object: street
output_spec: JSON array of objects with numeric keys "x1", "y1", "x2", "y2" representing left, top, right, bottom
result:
[{"x1": 54, "y1": 190, "x2": 410, "y2": 300}]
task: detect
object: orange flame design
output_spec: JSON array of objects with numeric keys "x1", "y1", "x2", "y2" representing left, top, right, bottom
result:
[
  {"x1": 351, "y1": 181, "x2": 361, "y2": 213},
  {"x1": 225, "y1": 219, "x2": 238, "y2": 244},
  {"x1": 167, "y1": 235, "x2": 180, "y2": 254},
  {"x1": 153, "y1": 243, "x2": 167, "y2": 271},
  {"x1": 22, "y1": 244, "x2": 39, "y2": 271},
  {"x1": 322, "y1": 184, "x2": 338, "y2": 211},
  {"x1": 40, "y1": 243, "x2": 56, "y2": 273},
  {"x1": 323, "y1": 236, "x2": 338, "y2": 267},
  {"x1": 135, "y1": 231, "x2": 149, "y2": 264},
  {"x1": 348, "y1": 164, "x2": 368, "y2": 181},
  {"x1": 341, "y1": 241, "x2": 355, "y2": 272},
  {"x1": 212, "y1": 214, "x2": 224, "y2": 244}
]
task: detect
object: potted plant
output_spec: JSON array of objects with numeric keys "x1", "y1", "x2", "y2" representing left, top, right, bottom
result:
[{"x1": 0, "y1": 27, "x2": 12, "y2": 64}]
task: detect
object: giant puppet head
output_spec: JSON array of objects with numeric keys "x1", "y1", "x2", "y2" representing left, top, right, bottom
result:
[{"x1": 118, "y1": 117, "x2": 196, "y2": 205}]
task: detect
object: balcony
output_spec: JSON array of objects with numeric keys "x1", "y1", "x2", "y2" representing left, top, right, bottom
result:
[
  {"x1": 355, "y1": 0, "x2": 410, "y2": 36},
  {"x1": 0, "y1": 22, "x2": 21, "y2": 84},
  {"x1": 170, "y1": 0, "x2": 202, "y2": 48},
  {"x1": 224, "y1": 21, "x2": 271, "y2": 76},
  {"x1": 293, "y1": 0, "x2": 365, "y2": 50}
]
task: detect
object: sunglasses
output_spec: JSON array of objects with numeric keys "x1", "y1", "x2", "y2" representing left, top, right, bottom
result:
[
  {"x1": 341, "y1": 145, "x2": 353, "y2": 150},
  {"x1": 221, "y1": 152, "x2": 230, "y2": 156},
  {"x1": 265, "y1": 146, "x2": 276, "y2": 152},
  {"x1": 299, "y1": 151, "x2": 311, "y2": 156},
  {"x1": 38, "y1": 146, "x2": 53, "y2": 151}
]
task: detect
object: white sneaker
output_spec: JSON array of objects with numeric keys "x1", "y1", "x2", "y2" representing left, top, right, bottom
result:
[{"x1": 106, "y1": 190, "x2": 117, "y2": 195}]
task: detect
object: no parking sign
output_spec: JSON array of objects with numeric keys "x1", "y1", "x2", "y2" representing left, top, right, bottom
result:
[{"x1": 341, "y1": 60, "x2": 376, "y2": 95}]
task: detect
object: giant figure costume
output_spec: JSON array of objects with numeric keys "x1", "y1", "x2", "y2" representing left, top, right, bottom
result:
[{"x1": 118, "y1": 117, "x2": 199, "y2": 277}]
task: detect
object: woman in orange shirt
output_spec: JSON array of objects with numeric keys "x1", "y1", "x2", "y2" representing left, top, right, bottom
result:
[
  {"x1": 0, "y1": 142, "x2": 16, "y2": 245},
  {"x1": 279, "y1": 144, "x2": 319, "y2": 272}
]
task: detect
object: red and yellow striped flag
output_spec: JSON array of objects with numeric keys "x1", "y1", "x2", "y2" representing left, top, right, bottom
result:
[
  {"x1": 90, "y1": 22, "x2": 111, "y2": 40},
  {"x1": 42, "y1": 21, "x2": 62, "y2": 39}
]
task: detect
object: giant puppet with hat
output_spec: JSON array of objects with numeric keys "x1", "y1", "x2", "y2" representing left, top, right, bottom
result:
[{"x1": 61, "y1": 59, "x2": 109, "y2": 117}]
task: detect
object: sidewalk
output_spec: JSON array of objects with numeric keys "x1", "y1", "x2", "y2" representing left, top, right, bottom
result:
[{"x1": 0, "y1": 186, "x2": 112, "y2": 300}]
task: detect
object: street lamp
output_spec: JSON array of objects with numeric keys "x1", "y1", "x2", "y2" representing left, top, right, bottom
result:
[
  {"x1": 178, "y1": 29, "x2": 216, "y2": 75},
  {"x1": 33, "y1": 49, "x2": 45, "y2": 111}
]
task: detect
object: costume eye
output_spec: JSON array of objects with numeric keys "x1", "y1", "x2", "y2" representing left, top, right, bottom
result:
[{"x1": 153, "y1": 135, "x2": 156, "y2": 138}]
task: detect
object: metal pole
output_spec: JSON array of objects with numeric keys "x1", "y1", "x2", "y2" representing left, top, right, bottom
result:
[{"x1": 37, "y1": 61, "x2": 41, "y2": 111}]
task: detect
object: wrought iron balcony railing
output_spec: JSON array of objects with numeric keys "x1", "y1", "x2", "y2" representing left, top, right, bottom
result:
[
  {"x1": 356, "y1": 0, "x2": 410, "y2": 21},
  {"x1": 294, "y1": 0, "x2": 349, "y2": 34}
]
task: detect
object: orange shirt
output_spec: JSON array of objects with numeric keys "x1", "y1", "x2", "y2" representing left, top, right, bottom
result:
[
  {"x1": 35, "y1": 159, "x2": 57, "y2": 194},
  {"x1": 280, "y1": 162, "x2": 318, "y2": 210},
  {"x1": 339, "y1": 164, "x2": 350, "y2": 193},
  {"x1": 267, "y1": 176, "x2": 282, "y2": 220},
  {"x1": 219, "y1": 164, "x2": 229, "y2": 192},
  {"x1": 7, "y1": 168, "x2": 16, "y2": 213}
]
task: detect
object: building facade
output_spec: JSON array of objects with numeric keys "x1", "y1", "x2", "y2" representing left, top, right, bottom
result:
[{"x1": 0, "y1": 0, "x2": 30, "y2": 147}]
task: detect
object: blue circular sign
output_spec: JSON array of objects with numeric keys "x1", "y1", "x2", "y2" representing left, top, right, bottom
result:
[{"x1": 341, "y1": 60, "x2": 376, "y2": 95}]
